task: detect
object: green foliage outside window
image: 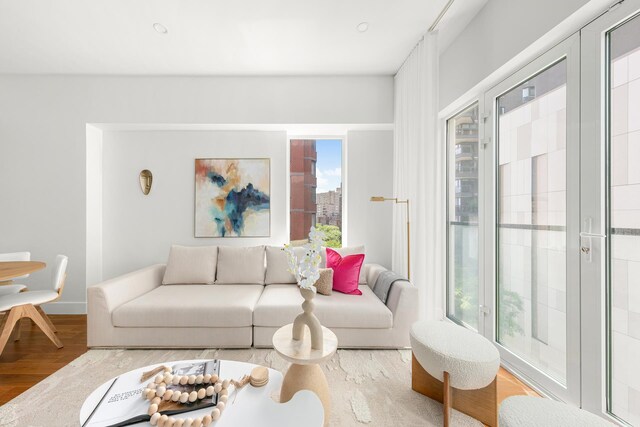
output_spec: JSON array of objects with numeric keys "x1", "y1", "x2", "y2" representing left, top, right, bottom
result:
[
  {"x1": 454, "y1": 262, "x2": 524, "y2": 338},
  {"x1": 498, "y1": 289, "x2": 524, "y2": 338},
  {"x1": 315, "y1": 224, "x2": 342, "y2": 248},
  {"x1": 453, "y1": 260, "x2": 479, "y2": 329}
]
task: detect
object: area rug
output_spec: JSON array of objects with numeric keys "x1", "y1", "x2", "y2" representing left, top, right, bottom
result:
[{"x1": 0, "y1": 348, "x2": 482, "y2": 426}]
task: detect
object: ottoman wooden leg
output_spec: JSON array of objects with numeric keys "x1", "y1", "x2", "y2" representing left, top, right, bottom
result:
[
  {"x1": 443, "y1": 371, "x2": 451, "y2": 427},
  {"x1": 412, "y1": 354, "x2": 498, "y2": 427}
]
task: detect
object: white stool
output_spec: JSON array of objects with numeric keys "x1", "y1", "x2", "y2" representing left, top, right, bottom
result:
[
  {"x1": 500, "y1": 396, "x2": 614, "y2": 426},
  {"x1": 410, "y1": 320, "x2": 500, "y2": 426}
]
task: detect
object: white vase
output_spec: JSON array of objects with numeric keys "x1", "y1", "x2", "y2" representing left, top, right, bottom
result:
[{"x1": 291, "y1": 287, "x2": 324, "y2": 351}]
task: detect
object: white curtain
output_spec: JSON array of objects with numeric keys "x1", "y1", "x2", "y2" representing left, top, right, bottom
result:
[{"x1": 392, "y1": 31, "x2": 444, "y2": 320}]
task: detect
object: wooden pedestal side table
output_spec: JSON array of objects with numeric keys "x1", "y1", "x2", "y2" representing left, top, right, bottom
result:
[{"x1": 273, "y1": 323, "x2": 338, "y2": 426}]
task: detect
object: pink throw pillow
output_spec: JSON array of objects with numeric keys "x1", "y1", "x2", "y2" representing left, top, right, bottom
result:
[{"x1": 326, "y1": 248, "x2": 364, "y2": 295}]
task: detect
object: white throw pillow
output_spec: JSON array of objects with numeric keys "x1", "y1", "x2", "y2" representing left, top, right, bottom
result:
[
  {"x1": 321, "y1": 245, "x2": 366, "y2": 283},
  {"x1": 162, "y1": 245, "x2": 218, "y2": 285},
  {"x1": 216, "y1": 246, "x2": 266, "y2": 284},
  {"x1": 265, "y1": 246, "x2": 307, "y2": 284}
]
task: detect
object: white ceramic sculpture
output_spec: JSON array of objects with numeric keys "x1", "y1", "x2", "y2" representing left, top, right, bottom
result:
[{"x1": 283, "y1": 226, "x2": 325, "y2": 351}]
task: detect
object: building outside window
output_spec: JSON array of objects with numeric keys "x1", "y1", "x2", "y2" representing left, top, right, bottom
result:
[
  {"x1": 447, "y1": 103, "x2": 480, "y2": 330},
  {"x1": 290, "y1": 138, "x2": 342, "y2": 247}
]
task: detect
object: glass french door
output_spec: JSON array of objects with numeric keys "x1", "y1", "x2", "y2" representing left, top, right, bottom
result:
[
  {"x1": 443, "y1": 1, "x2": 640, "y2": 419},
  {"x1": 483, "y1": 34, "x2": 582, "y2": 404},
  {"x1": 582, "y1": 1, "x2": 640, "y2": 424}
]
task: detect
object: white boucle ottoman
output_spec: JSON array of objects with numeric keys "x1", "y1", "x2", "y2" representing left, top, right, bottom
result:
[
  {"x1": 410, "y1": 320, "x2": 500, "y2": 427},
  {"x1": 499, "y1": 396, "x2": 614, "y2": 426}
]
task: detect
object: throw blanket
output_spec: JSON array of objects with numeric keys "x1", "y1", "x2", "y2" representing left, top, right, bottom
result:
[{"x1": 373, "y1": 270, "x2": 406, "y2": 304}]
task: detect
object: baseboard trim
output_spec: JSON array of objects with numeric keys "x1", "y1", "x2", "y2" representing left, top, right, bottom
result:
[{"x1": 42, "y1": 302, "x2": 87, "y2": 314}]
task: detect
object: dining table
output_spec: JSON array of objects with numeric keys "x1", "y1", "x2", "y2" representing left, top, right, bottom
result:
[{"x1": 0, "y1": 261, "x2": 46, "y2": 284}]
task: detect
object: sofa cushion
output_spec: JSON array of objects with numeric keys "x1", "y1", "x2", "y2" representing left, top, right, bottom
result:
[
  {"x1": 162, "y1": 245, "x2": 217, "y2": 285},
  {"x1": 321, "y1": 245, "x2": 366, "y2": 284},
  {"x1": 265, "y1": 245, "x2": 305, "y2": 284},
  {"x1": 216, "y1": 246, "x2": 265, "y2": 284},
  {"x1": 112, "y1": 285, "x2": 264, "y2": 328},
  {"x1": 253, "y1": 284, "x2": 392, "y2": 329}
]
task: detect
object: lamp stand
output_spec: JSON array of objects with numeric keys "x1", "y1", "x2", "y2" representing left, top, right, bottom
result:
[
  {"x1": 397, "y1": 199, "x2": 410, "y2": 281},
  {"x1": 370, "y1": 196, "x2": 411, "y2": 281}
]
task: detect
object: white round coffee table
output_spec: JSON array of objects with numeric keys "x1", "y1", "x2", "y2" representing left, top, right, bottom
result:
[{"x1": 80, "y1": 359, "x2": 324, "y2": 426}]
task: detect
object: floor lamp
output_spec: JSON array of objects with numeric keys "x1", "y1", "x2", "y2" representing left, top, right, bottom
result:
[{"x1": 370, "y1": 196, "x2": 411, "y2": 281}]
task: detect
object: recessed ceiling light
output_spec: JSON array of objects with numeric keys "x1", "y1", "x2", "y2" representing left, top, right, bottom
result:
[
  {"x1": 357, "y1": 22, "x2": 369, "y2": 33},
  {"x1": 153, "y1": 23, "x2": 168, "y2": 34}
]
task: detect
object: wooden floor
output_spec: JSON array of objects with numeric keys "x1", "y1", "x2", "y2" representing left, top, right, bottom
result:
[
  {"x1": 497, "y1": 366, "x2": 539, "y2": 403},
  {"x1": 0, "y1": 314, "x2": 537, "y2": 407},
  {"x1": 0, "y1": 314, "x2": 88, "y2": 405}
]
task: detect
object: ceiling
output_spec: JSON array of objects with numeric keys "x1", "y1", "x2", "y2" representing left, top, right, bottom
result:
[{"x1": 0, "y1": 0, "x2": 487, "y2": 75}]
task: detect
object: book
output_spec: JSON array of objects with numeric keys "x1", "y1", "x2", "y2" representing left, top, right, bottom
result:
[{"x1": 83, "y1": 360, "x2": 220, "y2": 427}]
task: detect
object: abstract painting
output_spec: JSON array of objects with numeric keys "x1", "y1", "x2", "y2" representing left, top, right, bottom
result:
[{"x1": 195, "y1": 158, "x2": 270, "y2": 237}]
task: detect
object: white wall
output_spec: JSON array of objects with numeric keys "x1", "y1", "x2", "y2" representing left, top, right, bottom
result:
[
  {"x1": 346, "y1": 130, "x2": 394, "y2": 268},
  {"x1": 86, "y1": 125, "x2": 103, "y2": 287},
  {"x1": 101, "y1": 130, "x2": 287, "y2": 279},
  {"x1": 100, "y1": 129, "x2": 395, "y2": 278},
  {"x1": 439, "y1": 0, "x2": 596, "y2": 109},
  {"x1": 0, "y1": 75, "x2": 393, "y2": 313}
]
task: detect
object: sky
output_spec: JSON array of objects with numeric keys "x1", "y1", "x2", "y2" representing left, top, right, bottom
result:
[{"x1": 315, "y1": 139, "x2": 342, "y2": 193}]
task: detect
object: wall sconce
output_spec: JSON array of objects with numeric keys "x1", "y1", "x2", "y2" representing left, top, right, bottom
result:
[{"x1": 139, "y1": 170, "x2": 153, "y2": 195}]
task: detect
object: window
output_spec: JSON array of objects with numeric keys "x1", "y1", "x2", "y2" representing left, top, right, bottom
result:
[
  {"x1": 290, "y1": 139, "x2": 342, "y2": 247},
  {"x1": 446, "y1": 103, "x2": 480, "y2": 330}
]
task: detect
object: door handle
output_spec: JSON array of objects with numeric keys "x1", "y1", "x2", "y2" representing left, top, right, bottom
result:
[
  {"x1": 580, "y1": 218, "x2": 606, "y2": 263},
  {"x1": 579, "y1": 232, "x2": 606, "y2": 238}
]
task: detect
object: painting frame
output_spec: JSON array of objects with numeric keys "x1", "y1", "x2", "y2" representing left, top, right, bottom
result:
[{"x1": 194, "y1": 157, "x2": 271, "y2": 238}]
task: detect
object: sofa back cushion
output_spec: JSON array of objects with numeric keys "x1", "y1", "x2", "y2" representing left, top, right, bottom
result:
[
  {"x1": 162, "y1": 245, "x2": 217, "y2": 285},
  {"x1": 216, "y1": 246, "x2": 266, "y2": 284},
  {"x1": 265, "y1": 246, "x2": 305, "y2": 284}
]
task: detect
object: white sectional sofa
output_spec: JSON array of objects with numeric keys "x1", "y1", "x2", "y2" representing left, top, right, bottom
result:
[{"x1": 87, "y1": 245, "x2": 418, "y2": 349}]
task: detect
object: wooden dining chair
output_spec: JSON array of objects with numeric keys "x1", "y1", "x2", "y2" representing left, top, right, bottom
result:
[
  {"x1": 0, "y1": 285, "x2": 29, "y2": 296},
  {"x1": 0, "y1": 255, "x2": 67, "y2": 355}
]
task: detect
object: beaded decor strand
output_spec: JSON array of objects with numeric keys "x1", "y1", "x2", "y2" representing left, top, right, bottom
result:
[{"x1": 142, "y1": 367, "x2": 230, "y2": 427}]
